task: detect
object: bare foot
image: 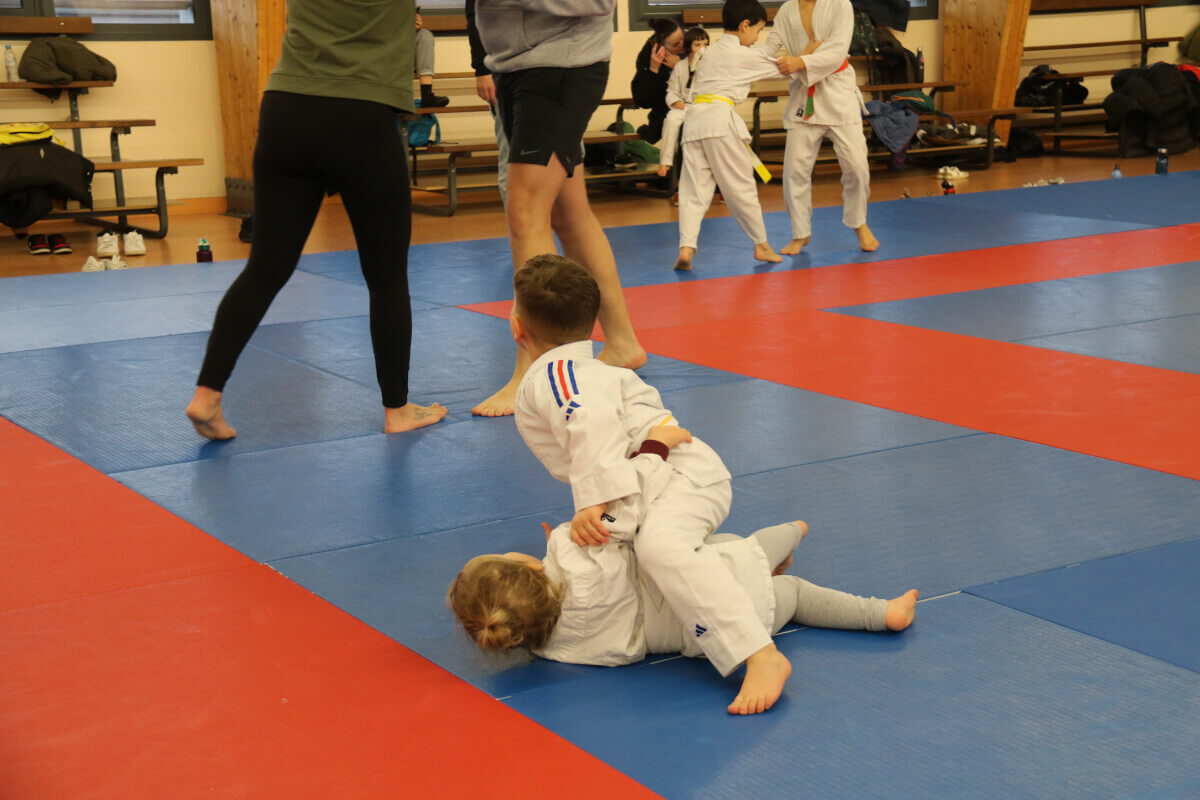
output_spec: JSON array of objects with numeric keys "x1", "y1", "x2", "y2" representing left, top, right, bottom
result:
[
  {"x1": 856, "y1": 224, "x2": 880, "y2": 252},
  {"x1": 186, "y1": 387, "x2": 236, "y2": 440},
  {"x1": 885, "y1": 589, "x2": 919, "y2": 632},
  {"x1": 598, "y1": 342, "x2": 648, "y2": 371},
  {"x1": 779, "y1": 237, "x2": 810, "y2": 256},
  {"x1": 384, "y1": 402, "x2": 447, "y2": 433},
  {"x1": 674, "y1": 246, "x2": 695, "y2": 272},
  {"x1": 472, "y1": 377, "x2": 519, "y2": 417},
  {"x1": 754, "y1": 242, "x2": 783, "y2": 264},
  {"x1": 656, "y1": 164, "x2": 671, "y2": 178},
  {"x1": 728, "y1": 644, "x2": 791, "y2": 715}
]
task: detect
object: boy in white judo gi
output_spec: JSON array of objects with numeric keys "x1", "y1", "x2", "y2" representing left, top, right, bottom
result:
[
  {"x1": 502, "y1": 253, "x2": 794, "y2": 714},
  {"x1": 673, "y1": 0, "x2": 786, "y2": 272},
  {"x1": 765, "y1": 0, "x2": 879, "y2": 254},
  {"x1": 448, "y1": 439, "x2": 920, "y2": 715}
]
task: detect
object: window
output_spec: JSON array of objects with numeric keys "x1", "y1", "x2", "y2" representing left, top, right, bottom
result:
[
  {"x1": 0, "y1": 0, "x2": 212, "y2": 40},
  {"x1": 629, "y1": 0, "x2": 938, "y2": 31}
]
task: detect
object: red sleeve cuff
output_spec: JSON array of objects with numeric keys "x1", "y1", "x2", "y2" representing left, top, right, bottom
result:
[{"x1": 630, "y1": 440, "x2": 669, "y2": 461}]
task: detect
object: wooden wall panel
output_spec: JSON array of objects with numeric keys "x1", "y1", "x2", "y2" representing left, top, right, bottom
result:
[
  {"x1": 943, "y1": 0, "x2": 1031, "y2": 140},
  {"x1": 212, "y1": 0, "x2": 287, "y2": 199}
]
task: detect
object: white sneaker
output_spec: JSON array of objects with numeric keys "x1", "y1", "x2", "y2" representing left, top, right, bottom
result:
[
  {"x1": 97, "y1": 231, "x2": 119, "y2": 257},
  {"x1": 943, "y1": 166, "x2": 970, "y2": 180},
  {"x1": 123, "y1": 231, "x2": 146, "y2": 256},
  {"x1": 81, "y1": 256, "x2": 105, "y2": 272},
  {"x1": 105, "y1": 256, "x2": 128, "y2": 270}
]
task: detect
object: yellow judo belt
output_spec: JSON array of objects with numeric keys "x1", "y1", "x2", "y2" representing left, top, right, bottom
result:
[{"x1": 693, "y1": 94, "x2": 772, "y2": 184}]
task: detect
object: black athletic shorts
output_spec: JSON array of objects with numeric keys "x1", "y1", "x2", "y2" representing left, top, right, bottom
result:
[{"x1": 495, "y1": 61, "x2": 609, "y2": 175}]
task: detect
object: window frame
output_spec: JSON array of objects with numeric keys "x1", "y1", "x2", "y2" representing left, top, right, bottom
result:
[
  {"x1": 0, "y1": 0, "x2": 212, "y2": 41},
  {"x1": 627, "y1": 0, "x2": 939, "y2": 31}
]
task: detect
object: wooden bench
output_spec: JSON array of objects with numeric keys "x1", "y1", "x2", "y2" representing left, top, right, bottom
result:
[
  {"x1": 36, "y1": 157, "x2": 206, "y2": 237},
  {"x1": 1, "y1": 17, "x2": 202, "y2": 237},
  {"x1": 1029, "y1": 0, "x2": 1180, "y2": 67},
  {"x1": 410, "y1": 131, "x2": 653, "y2": 215}
]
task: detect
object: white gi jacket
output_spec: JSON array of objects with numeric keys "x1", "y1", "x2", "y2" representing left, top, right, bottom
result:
[
  {"x1": 681, "y1": 33, "x2": 783, "y2": 144},
  {"x1": 534, "y1": 519, "x2": 777, "y2": 667},
  {"x1": 665, "y1": 51, "x2": 703, "y2": 108},
  {"x1": 764, "y1": 0, "x2": 866, "y2": 128},
  {"x1": 515, "y1": 340, "x2": 731, "y2": 514}
]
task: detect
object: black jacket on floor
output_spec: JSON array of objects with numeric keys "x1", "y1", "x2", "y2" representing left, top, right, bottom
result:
[
  {"x1": 0, "y1": 141, "x2": 94, "y2": 228},
  {"x1": 1104, "y1": 63, "x2": 1200, "y2": 156}
]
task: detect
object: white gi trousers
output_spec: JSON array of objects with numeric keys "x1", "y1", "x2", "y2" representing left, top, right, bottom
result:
[
  {"x1": 633, "y1": 473, "x2": 773, "y2": 677},
  {"x1": 783, "y1": 121, "x2": 870, "y2": 239},
  {"x1": 659, "y1": 107, "x2": 686, "y2": 167},
  {"x1": 678, "y1": 136, "x2": 768, "y2": 250}
]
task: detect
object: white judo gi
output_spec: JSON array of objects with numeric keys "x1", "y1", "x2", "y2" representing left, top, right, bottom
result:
[
  {"x1": 658, "y1": 49, "x2": 703, "y2": 169},
  {"x1": 515, "y1": 340, "x2": 773, "y2": 676},
  {"x1": 677, "y1": 33, "x2": 782, "y2": 251},
  {"x1": 764, "y1": 0, "x2": 870, "y2": 240}
]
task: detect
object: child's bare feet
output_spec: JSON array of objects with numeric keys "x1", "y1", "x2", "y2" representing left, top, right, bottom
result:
[
  {"x1": 885, "y1": 589, "x2": 919, "y2": 632},
  {"x1": 656, "y1": 164, "x2": 671, "y2": 178},
  {"x1": 598, "y1": 340, "x2": 648, "y2": 371},
  {"x1": 472, "y1": 377, "x2": 519, "y2": 417},
  {"x1": 385, "y1": 402, "x2": 447, "y2": 433},
  {"x1": 186, "y1": 387, "x2": 236, "y2": 440},
  {"x1": 728, "y1": 644, "x2": 791, "y2": 715},
  {"x1": 674, "y1": 246, "x2": 695, "y2": 271},
  {"x1": 856, "y1": 224, "x2": 879, "y2": 252},
  {"x1": 780, "y1": 237, "x2": 810, "y2": 255},
  {"x1": 754, "y1": 242, "x2": 783, "y2": 263}
]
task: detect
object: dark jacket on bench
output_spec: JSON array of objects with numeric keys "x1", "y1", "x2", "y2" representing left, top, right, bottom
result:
[
  {"x1": 1104, "y1": 63, "x2": 1200, "y2": 155},
  {"x1": 0, "y1": 141, "x2": 93, "y2": 228}
]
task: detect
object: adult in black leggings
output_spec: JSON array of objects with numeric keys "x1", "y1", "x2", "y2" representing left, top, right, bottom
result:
[{"x1": 186, "y1": 0, "x2": 445, "y2": 439}]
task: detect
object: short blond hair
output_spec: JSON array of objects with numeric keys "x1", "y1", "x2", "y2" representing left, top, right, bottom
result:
[{"x1": 447, "y1": 555, "x2": 563, "y2": 652}]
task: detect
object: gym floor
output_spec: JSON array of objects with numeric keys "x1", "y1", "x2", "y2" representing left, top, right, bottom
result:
[{"x1": 2, "y1": 165, "x2": 1199, "y2": 798}]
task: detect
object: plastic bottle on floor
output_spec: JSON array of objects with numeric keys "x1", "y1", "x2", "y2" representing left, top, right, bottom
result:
[
  {"x1": 4, "y1": 46, "x2": 19, "y2": 83},
  {"x1": 1155, "y1": 148, "x2": 1169, "y2": 175},
  {"x1": 196, "y1": 238, "x2": 213, "y2": 263},
  {"x1": 1110, "y1": 164, "x2": 1123, "y2": 179}
]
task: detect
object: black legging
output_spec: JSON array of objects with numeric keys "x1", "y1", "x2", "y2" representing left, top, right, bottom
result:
[{"x1": 197, "y1": 90, "x2": 413, "y2": 408}]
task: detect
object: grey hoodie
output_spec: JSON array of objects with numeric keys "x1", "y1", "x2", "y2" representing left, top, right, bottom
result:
[{"x1": 475, "y1": 0, "x2": 615, "y2": 74}]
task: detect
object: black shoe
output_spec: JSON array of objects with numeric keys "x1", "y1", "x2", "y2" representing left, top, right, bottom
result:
[
  {"x1": 612, "y1": 153, "x2": 638, "y2": 171},
  {"x1": 49, "y1": 233, "x2": 72, "y2": 254},
  {"x1": 28, "y1": 234, "x2": 51, "y2": 255},
  {"x1": 419, "y1": 87, "x2": 450, "y2": 108},
  {"x1": 238, "y1": 216, "x2": 253, "y2": 244}
]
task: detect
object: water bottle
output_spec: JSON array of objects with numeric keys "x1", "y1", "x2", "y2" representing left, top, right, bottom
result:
[
  {"x1": 1110, "y1": 164, "x2": 1123, "y2": 179},
  {"x1": 4, "y1": 46, "x2": 19, "y2": 83},
  {"x1": 1155, "y1": 148, "x2": 1169, "y2": 175}
]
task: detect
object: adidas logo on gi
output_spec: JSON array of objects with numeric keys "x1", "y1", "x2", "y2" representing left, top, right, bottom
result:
[{"x1": 694, "y1": 624, "x2": 708, "y2": 638}]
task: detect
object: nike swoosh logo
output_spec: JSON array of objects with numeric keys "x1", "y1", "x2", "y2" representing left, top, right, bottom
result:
[{"x1": 521, "y1": 149, "x2": 539, "y2": 155}]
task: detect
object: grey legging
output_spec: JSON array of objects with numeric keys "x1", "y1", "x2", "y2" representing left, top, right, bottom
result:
[
  {"x1": 415, "y1": 28, "x2": 435, "y2": 77},
  {"x1": 715, "y1": 523, "x2": 889, "y2": 635}
]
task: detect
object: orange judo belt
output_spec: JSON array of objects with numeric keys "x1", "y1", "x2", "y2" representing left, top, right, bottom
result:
[{"x1": 803, "y1": 58, "x2": 850, "y2": 120}]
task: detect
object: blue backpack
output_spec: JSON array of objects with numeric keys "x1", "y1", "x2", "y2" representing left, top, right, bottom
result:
[{"x1": 404, "y1": 99, "x2": 441, "y2": 148}]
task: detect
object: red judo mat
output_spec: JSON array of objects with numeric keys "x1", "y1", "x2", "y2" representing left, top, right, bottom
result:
[
  {"x1": 0, "y1": 417, "x2": 661, "y2": 799},
  {"x1": 466, "y1": 223, "x2": 1200, "y2": 481}
]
